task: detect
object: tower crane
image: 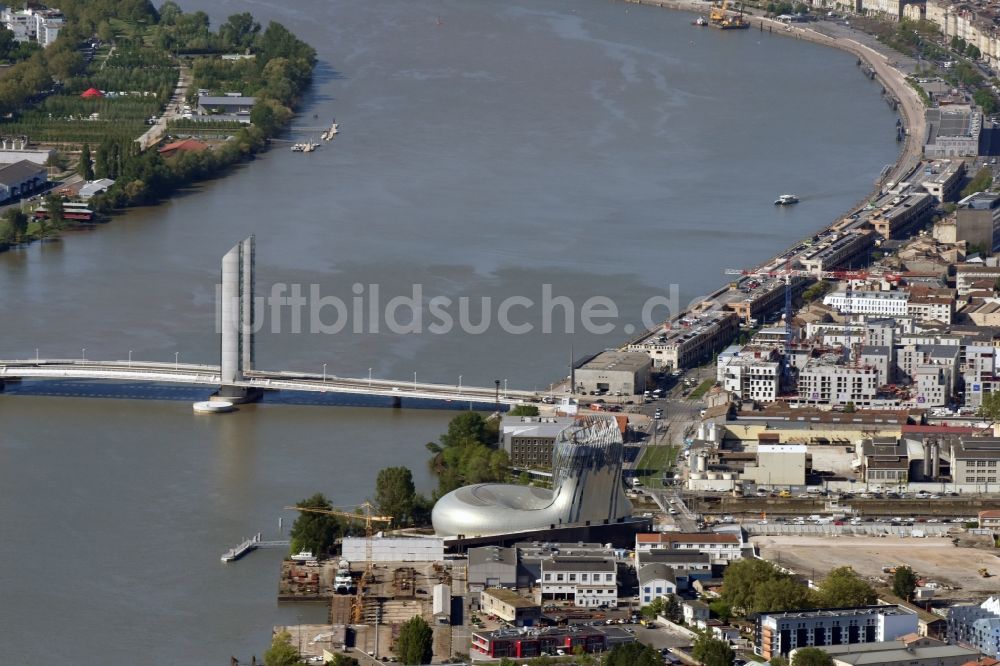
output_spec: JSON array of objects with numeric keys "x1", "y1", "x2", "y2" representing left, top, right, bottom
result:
[{"x1": 285, "y1": 502, "x2": 393, "y2": 624}]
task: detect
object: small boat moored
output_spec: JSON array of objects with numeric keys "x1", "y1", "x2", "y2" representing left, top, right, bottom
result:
[
  {"x1": 693, "y1": 16, "x2": 708, "y2": 25},
  {"x1": 774, "y1": 194, "x2": 800, "y2": 206},
  {"x1": 193, "y1": 400, "x2": 235, "y2": 414}
]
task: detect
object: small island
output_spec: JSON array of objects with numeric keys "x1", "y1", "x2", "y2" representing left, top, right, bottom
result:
[{"x1": 0, "y1": 0, "x2": 316, "y2": 252}]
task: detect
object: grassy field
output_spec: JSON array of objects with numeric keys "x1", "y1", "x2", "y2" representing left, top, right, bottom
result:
[
  {"x1": 688, "y1": 379, "x2": 715, "y2": 400},
  {"x1": 634, "y1": 444, "x2": 679, "y2": 489}
]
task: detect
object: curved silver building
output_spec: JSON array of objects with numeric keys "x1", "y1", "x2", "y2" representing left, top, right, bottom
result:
[{"x1": 432, "y1": 419, "x2": 632, "y2": 537}]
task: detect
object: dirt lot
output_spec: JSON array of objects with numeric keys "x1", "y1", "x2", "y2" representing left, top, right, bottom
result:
[{"x1": 753, "y1": 535, "x2": 1000, "y2": 597}]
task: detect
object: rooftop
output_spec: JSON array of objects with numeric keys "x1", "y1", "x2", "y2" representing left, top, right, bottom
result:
[
  {"x1": 577, "y1": 350, "x2": 651, "y2": 373},
  {"x1": 759, "y1": 604, "x2": 915, "y2": 621},
  {"x1": 637, "y1": 532, "x2": 739, "y2": 545},
  {"x1": 482, "y1": 587, "x2": 538, "y2": 609}
]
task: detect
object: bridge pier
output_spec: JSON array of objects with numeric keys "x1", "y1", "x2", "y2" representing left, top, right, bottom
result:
[{"x1": 213, "y1": 386, "x2": 264, "y2": 404}]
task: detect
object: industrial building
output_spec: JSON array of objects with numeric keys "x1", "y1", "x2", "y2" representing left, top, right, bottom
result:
[
  {"x1": 741, "y1": 444, "x2": 809, "y2": 487},
  {"x1": 867, "y1": 192, "x2": 935, "y2": 239},
  {"x1": 794, "y1": 635, "x2": 981, "y2": 666},
  {"x1": 638, "y1": 563, "x2": 678, "y2": 603},
  {"x1": 0, "y1": 159, "x2": 46, "y2": 202},
  {"x1": 196, "y1": 94, "x2": 256, "y2": 116},
  {"x1": 756, "y1": 605, "x2": 919, "y2": 660},
  {"x1": 858, "y1": 437, "x2": 910, "y2": 485},
  {"x1": 628, "y1": 310, "x2": 740, "y2": 370},
  {"x1": 431, "y1": 419, "x2": 631, "y2": 537},
  {"x1": 573, "y1": 350, "x2": 650, "y2": 396},
  {"x1": 468, "y1": 546, "x2": 518, "y2": 590},
  {"x1": 800, "y1": 230, "x2": 875, "y2": 274},
  {"x1": 924, "y1": 106, "x2": 983, "y2": 158},
  {"x1": 341, "y1": 536, "x2": 444, "y2": 563},
  {"x1": 471, "y1": 625, "x2": 635, "y2": 659},
  {"x1": 922, "y1": 160, "x2": 966, "y2": 202},
  {"x1": 956, "y1": 192, "x2": 1000, "y2": 255},
  {"x1": 480, "y1": 588, "x2": 541, "y2": 626}
]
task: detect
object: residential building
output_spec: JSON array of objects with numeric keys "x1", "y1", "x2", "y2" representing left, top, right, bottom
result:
[
  {"x1": 1, "y1": 6, "x2": 62, "y2": 45},
  {"x1": 634, "y1": 549, "x2": 712, "y2": 571},
  {"x1": 500, "y1": 416, "x2": 575, "y2": 471},
  {"x1": 157, "y1": 138, "x2": 209, "y2": 159},
  {"x1": 924, "y1": 107, "x2": 983, "y2": 158},
  {"x1": 797, "y1": 635, "x2": 981, "y2": 666},
  {"x1": 33, "y1": 9, "x2": 62, "y2": 47},
  {"x1": 540, "y1": 556, "x2": 617, "y2": 608},
  {"x1": 480, "y1": 588, "x2": 541, "y2": 626},
  {"x1": 823, "y1": 290, "x2": 909, "y2": 317},
  {"x1": 796, "y1": 358, "x2": 880, "y2": 407},
  {"x1": 957, "y1": 192, "x2": 1000, "y2": 255},
  {"x1": 859, "y1": 345, "x2": 894, "y2": 385},
  {"x1": 979, "y1": 510, "x2": 1000, "y2": 531},
  {"x1": 957, "y1": 265, "x2": 1000, "y2": 296},
  {"x1": 756, "y1": 605, "x2": 919, "y2": 660},
  {"x1": 721, "y1": 353, "x2": 781, "y2": 403},
  {"x1": 635, "y1": 532, "x2": 743, "y2": 563},
  {"x1": 907, "y1": 295, "x2": 955, "y2": 324},
  {"x1": 574, "y1": 350, "x2": 650, "y2": 396},
  {"x1": 683, "y1": 599, "x2": 711, "y2": 627},
  {"x1": 628, "y1": 310, "x2": 739, "y2": 370},
  {"x1": 638, "y1": 564, "x2": 677, "y2": 604},
  {"x1": 948, "y1": 596, "x2": 1000, "y2": 659}
]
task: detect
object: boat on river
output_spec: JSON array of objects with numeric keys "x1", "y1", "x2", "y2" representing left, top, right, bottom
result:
[{"x1": 774, "y1": 194, "x2": 799, "y2": 205}]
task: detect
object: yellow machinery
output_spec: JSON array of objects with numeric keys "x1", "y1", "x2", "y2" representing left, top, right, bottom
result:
[
  {"x1": 286, "y1": 501, "x2": 393, "y2": 623},
  {"x1": 709, "y1": 0, "x2": 729, "y2": 23},
  {"x1": 710, "y1": 0, "x2": 748, "y2": 29}
]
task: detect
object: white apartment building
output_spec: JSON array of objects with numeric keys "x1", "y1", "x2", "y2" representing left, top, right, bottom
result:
[
  {"x1": 1, "y1": 7, "x2": 63, "y2": 46},
  {"x1": 635, "y1": 532, "x2": 743, "y2": 564},
  {"x1": 797, "y1": 360, "x2": 880, "y2": 407},
  {"x1": 906, "y1": 296, "x2": 954, "y2": 324},
  {"x1": 722, "y1": 358, "x2": 780, "y2": 402},
  {"x1": 540, "y1": 557, "x2": 617, "y2": 608},
  {"x1": 823, "y1": 290, "x2": 909, "y2": 317}
]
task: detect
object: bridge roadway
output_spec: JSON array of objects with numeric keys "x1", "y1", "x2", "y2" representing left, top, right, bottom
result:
[{"x1": 0, "y1": 359, "x2": 539, "y2": 405}]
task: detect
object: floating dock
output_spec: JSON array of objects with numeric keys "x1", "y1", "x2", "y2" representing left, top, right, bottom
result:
[{"x1": 221, "y1": 533, "x2": 261, "y2": 562}]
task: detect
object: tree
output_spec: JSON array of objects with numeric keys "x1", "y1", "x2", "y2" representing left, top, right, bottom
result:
[
  {"x1": 792, "y1": 647, "x2": 833, "y2": 666},
  {"x1": 709, "y1": 599, "x2": 732, "y2": 622},
  {"x1": 3, "y1": 208, "x2": 27, "y2": 242},
  {"x1": 722, "y1": 558, "x2": 810, "y2": 615},
  {"x1": 327, "y1": 654, "x2": 359, "y2": 666},
  {"x1": 508, "y1": 404, "x2": 540, "y2": 417},
  {"x1": 602, "y1": 642, "x2": 664, "y2": 666},
  {"x1": 43, "y1": 194, "x2": 64, "y2": 229},
  {"x1": 770, "y1": 658, "x2": 791, "y2": 666},
  {"x1": 78, "y1": 143, "x2": 94, "y2": 180},
  {"x1": 892, "y1": 566, "x2": 919, "y2": 601},
  {"x1": 288, "y1": 493, "x2": 343, "y2": 557},
  {"x1": 815, "y1": 567, "x2": 876, "y2": 608},
  {"x1": 801, "y1": 281, "x2": 831, "y2": 303},
  {"x1": 980, "y1": 391, "x2": 1000, "y2": 424},
  {"x1": 691, "y1": 634, "x2": 734, "y2": 666},
  {"x1": 641, "y1": 596, "x2": 666, "y2": 619},
  {"x1": 263, "y1": 630, "x2": 301, "y2": 666},
  {"x1": 375, "y1": 466, "x2": 417, "y2": 526},
  {"x1": 843, "y1": 401, "x2": 856, "y2": 413},
  {"x1": 396, "y1": 616, "x2": 433, "y2": 665}
]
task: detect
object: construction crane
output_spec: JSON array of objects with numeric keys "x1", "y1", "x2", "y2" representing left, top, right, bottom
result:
[
  {"x1": 709, "y1": 0, "x2": 729, "y2": 23},
  {"x1": 709, "y1": 0, "x2": 748, "y2": 28},
  {"x1": 285, "y1": 502, "x2": 393, "y2": 624}
]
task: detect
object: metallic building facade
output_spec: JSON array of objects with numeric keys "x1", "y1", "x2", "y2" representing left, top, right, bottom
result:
[
  {"x1": 432, "y1": 419, "x2": 632, "y2": 537},
  {"x1": 220, "y1": 235, "x2": 254, "y2": 385}
]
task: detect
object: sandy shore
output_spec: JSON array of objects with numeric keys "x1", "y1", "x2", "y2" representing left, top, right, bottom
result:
[{"x1": 622, "y1": 0, "x2": 925, "y2": 194}]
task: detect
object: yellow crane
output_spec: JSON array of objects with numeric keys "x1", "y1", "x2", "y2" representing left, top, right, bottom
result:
[
  {"x1": 710, "y1": 0, "x2": 748, "y2": 28},
  {"x1": 286, "y1": 501, "x2": 393, "y2": 623},
  {"x1": 709, "y1": 0, "x2": 730, "y2": 23}
]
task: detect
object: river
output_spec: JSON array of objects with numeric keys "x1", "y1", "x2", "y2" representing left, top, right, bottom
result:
[{"x1": 0, "y1": 0, "x2": 900, "y2": 662}]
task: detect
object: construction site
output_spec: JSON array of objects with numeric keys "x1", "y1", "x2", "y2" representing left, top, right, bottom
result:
[
  {"x1": 754, "y1": 534, "x2": 1000, "y2": 599},
  {"x1": 276, "y1": 503, "x2": 465, "y2": 663}
]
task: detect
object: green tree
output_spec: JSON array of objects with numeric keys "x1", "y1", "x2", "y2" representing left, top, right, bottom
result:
[
  {"x1": 709, "y1": 599, "x2": 733, "y2": 622},
  {"x1": 499, "y1": 659, "x2": 517, "y2": 666},
  {"x1": 288, "y1": 493, "x2": 343, "y2": 557},
  {"x1": 375, "y1": 466, "x2": 416, "y2": 527},
  {"x1": 78, "y1": 143, "x2": 94, "y2": 180},
  {"x1": 892, "y1": 566, "x2": 919, "y2": 601},
  {"x1": 753, "y1": 576, "x2": 815, "y2": 613},
  {"x1": 508, "y1": 404, "x2": 540, "y2": 417},
  {"x1": 3, "y1": 208, "x2": 27, "y2": 242},
  {"x1": 43, "y1": 194, "x2": 64, "y2": 229},
  {"x1": 792, "y1": 647, "x2": 833, "y2": 666},
  {"x1": 722, "y1": 558, "x2": 811, "y2": 615},
  {"x1": 815, "y1": 566, "x2": 876, "y2": 608},
  {"x1": 641, "y1": 596, "x2": 666, "y2": 619},
  {"x1": 691, "y1": 634, "x2": 734, "y2": 666},
  {"x1": 426, "y1": 411, "x2": 508, "y2": 497},
  {"x1": 974, "y1": 88, "x2": 997, "y2": 115},
  {"x1": 770, "y1": 658, "x2": 791, "y2": 666},
  {"x1": 602, "y1": 642, "x2": 665, "y2": 666},
  {"x1": 397, "y1": 616, "x2": 433, "y2": 665},
  {"x1": 980, "y1": 391, "x2": 1000, "y2": 424},
  {"x1": 263, "y1": 630, "x2": 301, "y2": 666},
  {"x1": 801, "y1": 281, "x2": 831, "y2": 303},
  {"x1": 327, "y1": 654, "x2": 359, "y2": 666},
  {"x1": 843, "y1": 401, "x2": 856, "y2": 413},
  {"x1": 961, "y1": 166, "x2": 993, "y2": 198}
]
